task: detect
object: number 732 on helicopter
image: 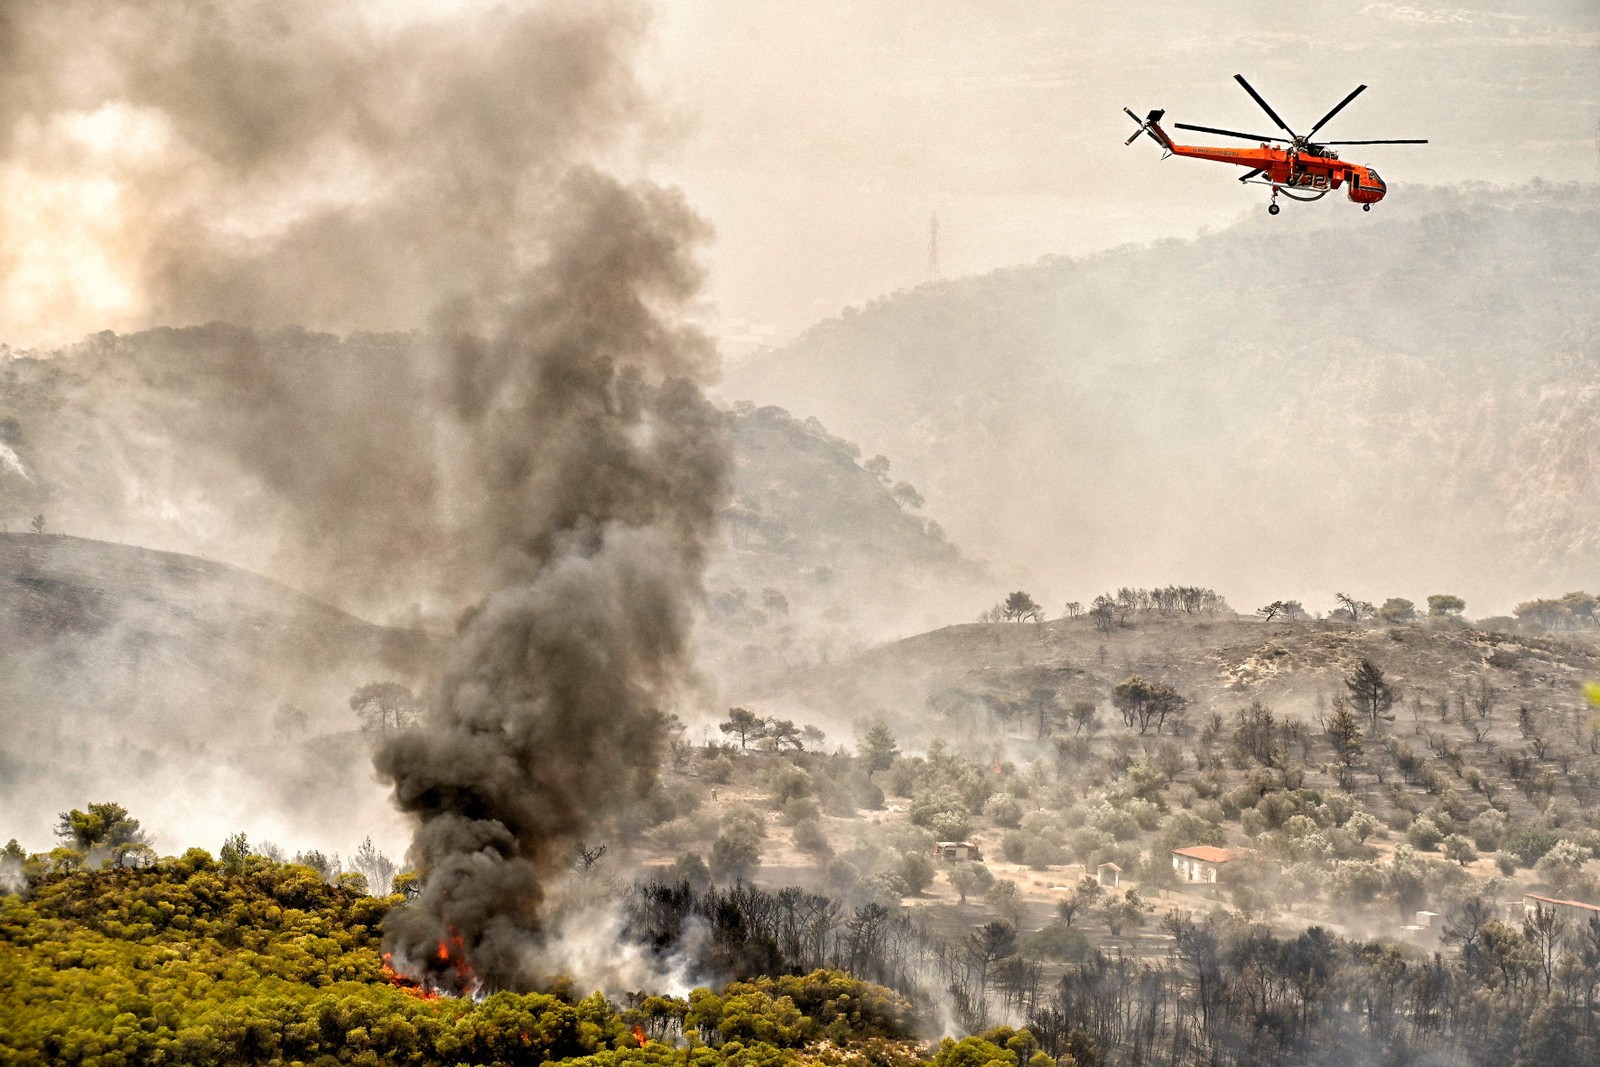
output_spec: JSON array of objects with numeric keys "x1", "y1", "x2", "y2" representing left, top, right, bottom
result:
[{"x1": 1123, "y1": 75, "x2": 1427, "y2": 215}]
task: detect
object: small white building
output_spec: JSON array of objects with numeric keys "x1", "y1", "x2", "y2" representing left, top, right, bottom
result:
[
  {"x1": 933, "y1": 841, "x2": 984, "y2": 862},
  {"x1": 1171, "y1": 846, "x2": 1233, "y2": 884},
  {"x1": 1097, "y1": 862, "x2": 1122, "y2": 889}
]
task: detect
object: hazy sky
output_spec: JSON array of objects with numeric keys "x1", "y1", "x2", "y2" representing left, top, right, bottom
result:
[
  {"x1": 0, "y1": 1, "x2": 1595, "y2": 352},
  {"x1": 637, "y1": 1, "x2": 1600, "y2": 350}
]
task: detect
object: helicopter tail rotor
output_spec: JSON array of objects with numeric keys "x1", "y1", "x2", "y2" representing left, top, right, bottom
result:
[{"x1": 1122, "y1": 107, "x2": 1173, "y2": 150}]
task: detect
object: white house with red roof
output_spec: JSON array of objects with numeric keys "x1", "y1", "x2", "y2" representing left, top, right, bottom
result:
[{"x1": 1171, "y1": 845, "x2": 1234, "y2": 884}]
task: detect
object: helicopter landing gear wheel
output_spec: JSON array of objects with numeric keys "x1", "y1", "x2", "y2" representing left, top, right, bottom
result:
[
  {"x1": 1268, "y1": 203, "x2": 1280, "y2": 215},
  {"x1": 1363, "y1": 203, "x2": 1371, "y2": 212}
]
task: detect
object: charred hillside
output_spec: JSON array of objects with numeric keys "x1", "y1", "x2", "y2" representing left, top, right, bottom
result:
[{"x1": 725, "y1": 184, "x2": 1600, "y2": 614}]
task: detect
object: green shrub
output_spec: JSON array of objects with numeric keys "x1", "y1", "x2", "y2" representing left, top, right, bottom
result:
[
  {"x1": 930, "y1": 810, "x2": 973, "y2": 842},
  {"x1": 898, "y1": 851, "x2": 936, "y2": 894},
  {"x1": 985, "y1": 793, "x2": 1024, "y2": 828},
  {"x1": 1407, "y1": 816, "x2": 1445, "y2": 852},
  {"x1": 702, "y1": 754, "x2": 736, "y2": 784},
  {"x1": 1021, "y1": 922, "x2": 1091, "y2": 963},
  {"x1": 1505, "y1": 826, "x2": 1561, "y2": 868},
  {"x1": 1468, "y1": 810, "x2": 1507, "y2": 852},
  {"x1": 710, "y1": 831, "x2": 762, "y2": 882},
  {"x1": 1021, "y1": 836, "x2": 1067, "y2": 870},
  {"x1": 792, "y1": 819, "x2": 831, "y2": 855}
]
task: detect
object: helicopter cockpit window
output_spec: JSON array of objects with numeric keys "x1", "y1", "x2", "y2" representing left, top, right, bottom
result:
[{"x1": 1367, "y1": 169, "x2": 1383, "y2": 185}]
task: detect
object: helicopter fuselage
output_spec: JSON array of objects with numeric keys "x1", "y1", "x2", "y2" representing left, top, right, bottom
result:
[{"x1": 1164, "y1": 139, "x2": 1385, "y2": 204}]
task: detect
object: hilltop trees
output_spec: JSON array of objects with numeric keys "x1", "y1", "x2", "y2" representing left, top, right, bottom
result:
[
  {"x1": 1378, "y1": 598, "x2": 1417, "y2": 623},
  {"x1": 890, "y1": 482, "x2": 925, "y2": 511},
  {"x1": 1429, "y1": 594, "x2": 1466, "y2": 618},
  {"x1": 1003, "y1": 591, "x2": 1043, "y2": 622},
  {"x1": 1071, "y1": 586, "x2": 1229, "y2": 631},
  {"x1": 764, "y1": 719, "x2": 806, "y2": 752},
  {"x1": 1514, "y1": 592, "x2": 1600, "y2": 631},
  {"x1": 1333, "y1": 593, "x2": 1375, "y2": 624},
  {"x1": 1111, "y1": 676, "x2": 1187, "y2": 735},
  {"x1": 352, "y1": 836, "x2": 396, "y2": 895},
  {"x1": 721, "y1": 708, "x2": 767, "y2": 750},
  {"x1": 1256, "y1": 600, "x2": 1306, "y2": 622},
  {"x1": 55, "y1": 802, "x2": 153, "y2": 869},
  {"x1": 720, "y1": 709, "x2": 821, "y2": 753}
]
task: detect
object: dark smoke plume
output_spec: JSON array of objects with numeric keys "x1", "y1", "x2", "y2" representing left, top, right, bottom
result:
[
  {"x1": 1, "y1": 0, "x2": 729, "y2": 990},
  {"x1": 375, "y1": 172, "x2": 728, "y2": 991}
]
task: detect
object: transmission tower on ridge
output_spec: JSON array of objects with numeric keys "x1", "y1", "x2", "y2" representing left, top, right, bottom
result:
[{"x1": 927, "y1": 212, "x2": 941, "y2": 283}]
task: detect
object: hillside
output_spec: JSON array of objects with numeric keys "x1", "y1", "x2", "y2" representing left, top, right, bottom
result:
[
  {"x1": 757, "y1": 609, "x2": 1600, "y2": 761},
  {"x1": 0, "y1": 533, "x2": 428, "y2": 665},
  {"x1": 0, "y1": 333, "x2": 988, "y2": 850},
  {"x1": 725, "y1": 183, "x2": 1600, "y2": 614},
  {"x1": 0, "y1": 534, "x2": 439, "y2": 857},
  {"x1": 704, "y1": 404, "x2": 990, "y2": 690},
  {"x1": 0, "y1": 329, "x2": 985, "y2": 658}
]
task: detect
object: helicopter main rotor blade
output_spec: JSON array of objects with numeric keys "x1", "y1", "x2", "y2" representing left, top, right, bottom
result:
[
  {"x1": 1238, "y1": 168, "x2": 1265, "y2": 183},
  {"x1": 1318, "y1": 139, "x2": 1428, "y2": 145},
  {"x1": 1174, "y1": 122, "x2": 1290, "y2": 144},
  {"x1": 1306, "y1": 84, "x2": 1367, "y2": 138},
  {"x1": 1234, "y1": 74, "x2": 1295, "y2": 136}
]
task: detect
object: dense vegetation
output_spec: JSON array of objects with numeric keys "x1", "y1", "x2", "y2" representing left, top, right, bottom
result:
[
  {"x1": 9, "y1": 832, "x2": 1600, "y2": 1065},
  {"x1": 0, "y1": 854, "x2": 966, "y2": 1067},
  {"x1": 7, "y1": 587, "x2": 1600, "y2": 1067}
]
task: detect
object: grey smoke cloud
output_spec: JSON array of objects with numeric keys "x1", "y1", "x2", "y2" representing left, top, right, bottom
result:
[
  {"x1": 0, "y1": 0, "x2": 729, "y2": 992},
  {"x1": 0, "y1": 0, "x2": 654, "y2": 341}
]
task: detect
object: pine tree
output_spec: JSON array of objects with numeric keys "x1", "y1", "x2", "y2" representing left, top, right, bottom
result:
[{"x1": 1327, "y1": 698, "x2": 1364, "y2": 766}]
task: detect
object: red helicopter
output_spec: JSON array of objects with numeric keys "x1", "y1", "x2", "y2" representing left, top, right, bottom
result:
[{"x1": 1124, "y1": 76, "x2": 1426, "y2": 215}]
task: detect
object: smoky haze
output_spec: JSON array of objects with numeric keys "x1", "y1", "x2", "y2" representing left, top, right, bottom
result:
[
  {"x1": 0, "y1": 0, "x2": 728, "y2": 618},
  {"x1": 0, "y1": 0, "x2": 731, "y2": 993}
]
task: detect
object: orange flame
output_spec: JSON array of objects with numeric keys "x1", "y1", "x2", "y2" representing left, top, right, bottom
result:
[
  {"x1": 633, "y1": 1026, "x2": 648, "y2": 1046},
  {"x1": 380, "y1": 931, "x2": 476, "y2": 998},
  {"x1": 380, "y1": 951, "x2": 441, "y2": 999}
]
